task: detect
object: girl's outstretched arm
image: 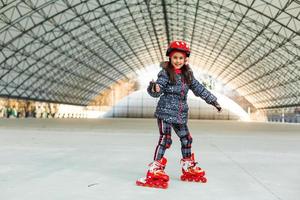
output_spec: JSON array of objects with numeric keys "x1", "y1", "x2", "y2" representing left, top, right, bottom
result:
[
  {"x1": 189, "y1": 71, "x2": 220, "y2": 108},
  {"x1": 189, "y1": 73, "x2": 222, "y2": 112}
]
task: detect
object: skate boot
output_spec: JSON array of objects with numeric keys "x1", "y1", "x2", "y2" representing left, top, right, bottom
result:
[
  {"x1": 136, "y1": 157, "x2": 169, "y2": 189},
  {"x1": 180, "y1": 153, "x2": 207, "y2": 183}
]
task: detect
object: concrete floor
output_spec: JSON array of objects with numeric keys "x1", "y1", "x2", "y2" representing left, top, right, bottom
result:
[{"x1": 0, "y1": 118, "x2": 299, "y2": 200}]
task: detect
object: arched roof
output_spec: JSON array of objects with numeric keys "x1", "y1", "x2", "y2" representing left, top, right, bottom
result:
[{"x1": 1, "y1": 0, "x2": 299, "y2": 109}]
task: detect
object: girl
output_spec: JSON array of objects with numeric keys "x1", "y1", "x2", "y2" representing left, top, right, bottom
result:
[{"x1": 136, "y1": 41, "x2": 222, "y2": 189}]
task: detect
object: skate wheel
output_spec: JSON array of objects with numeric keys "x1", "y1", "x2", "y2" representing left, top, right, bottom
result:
[
  {"x1": 162, "y1": 182, "x2": 168, "y2": 189},
  {"x1": 201, "y1": 177, "x2": 207, "y2": 183},
  {"x1": 154, "y1": 182, "x2": 160, "y2": 187},
  {"x1": 194, "y1": 177, "x2": 201, "y2": 182},
  {"x1": 148, "y1": 181, "x2": 154, "y2": 187},
  {"x1": 180, "y1": 175, "x2": 186, "y2": 181},
  {"x1": 136, "y1": 179, "x2": 168, "y2": 189},
  {"x1": 188, "y1": 178, "x2": 193, "y2": 182}
]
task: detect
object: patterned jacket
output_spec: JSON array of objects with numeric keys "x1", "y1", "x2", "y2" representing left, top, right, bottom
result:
[{"x1": 147, "y1": 68, "x2": 217, "y2": 124}]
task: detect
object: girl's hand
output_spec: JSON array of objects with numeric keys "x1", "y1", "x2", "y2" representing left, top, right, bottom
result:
[
  {"x1": 150, "y1": 80, "x2": 160, "y2": 93},
  {"x1": 155, "y1": 84, "x2": 160, "y2": 93},
  {"x1": 212, "y1": 101, "x2": 222, "y2": 112}
]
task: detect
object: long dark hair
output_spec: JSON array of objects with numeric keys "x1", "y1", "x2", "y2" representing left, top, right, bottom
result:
[{"x1": 163, "y1": 61, "x2": 192, "y2": 85}]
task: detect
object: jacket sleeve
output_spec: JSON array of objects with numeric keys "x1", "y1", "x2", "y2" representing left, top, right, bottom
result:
[
  {"x1": 189, "y1": 71, "x2": 217, "y2": 104},
  {"x1": 147, "y1": 69, "x2": 169, "y2": 98}
]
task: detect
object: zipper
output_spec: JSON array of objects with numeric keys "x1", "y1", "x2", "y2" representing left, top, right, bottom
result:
[{"x1": 178, "y1": 76, "x2": 185, "y2": 124}]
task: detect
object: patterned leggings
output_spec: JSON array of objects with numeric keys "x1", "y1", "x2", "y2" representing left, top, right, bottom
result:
[{"x1": 154, "y1": 118, "x2": 193, "y2": 161}]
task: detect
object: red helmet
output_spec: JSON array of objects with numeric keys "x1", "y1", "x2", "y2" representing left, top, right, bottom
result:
[{"x1": 166, "y1": 41, "x2": 191, "y2": 57}]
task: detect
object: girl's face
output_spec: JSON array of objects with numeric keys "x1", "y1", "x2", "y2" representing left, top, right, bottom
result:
[{"x1": 170, "y1": 52, "x2": 186, "y2": 69}]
